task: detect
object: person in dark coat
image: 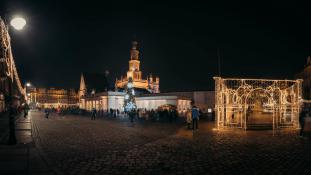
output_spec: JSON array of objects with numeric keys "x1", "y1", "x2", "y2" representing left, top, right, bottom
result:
[
  {"x1": 299, "y1": 107, "x2": 307, "y2": 137},
  {"x1": 192, "y1": 106, "x2": 200, "y2": 130},
  {"x1": 23, "y1": 103, "x2": 29, "y2": 118},
  {"x1": 169, "y1": 109, "x2": 173, "y2": 123},
  {"x1": 110, "y1": 108, "x2": 113, "y2": 117},
  {"x1": 91, "y1": 108, "x2": 97, "y2": 120},
  {"x1": 116, "y1": 109, "x2": 120, "y2": 117},
  {"x1": 45, "y1": 108, "x2": 50, "y2": 119},
  {"x1": 129, "y1": 109, "x2": 135, "y2": 123}
]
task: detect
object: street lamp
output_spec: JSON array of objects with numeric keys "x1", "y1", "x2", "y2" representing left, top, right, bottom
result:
[
  {"x1": 10, "y1": 17, "x2": 26, "y2": 30},
  {"x1": 1, "y1": 16, "x2": 27, "y2": 145},
  {"x1": 24, "y1": 82, "x2": 32, "y2": 105}
]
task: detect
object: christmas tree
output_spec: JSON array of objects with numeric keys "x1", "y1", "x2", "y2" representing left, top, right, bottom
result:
[{"x1": 124, "y1": 77, "x2": 136, "y2": 112}]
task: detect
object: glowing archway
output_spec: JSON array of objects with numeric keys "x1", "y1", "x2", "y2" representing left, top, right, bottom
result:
[{"x1": 214, "y1": 77, "x2": 303, "y2": 130}]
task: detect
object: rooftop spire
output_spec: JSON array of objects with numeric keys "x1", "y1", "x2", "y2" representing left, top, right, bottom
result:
[
  {"x1": 132, "y1": 41, "x2": 138, "y2": 50},
  {"x1": 130, "y1": 41, "x2": 139, "y2": 60}
]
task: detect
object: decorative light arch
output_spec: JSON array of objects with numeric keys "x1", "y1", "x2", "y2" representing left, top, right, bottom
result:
[{"x1": 214, "y1": 77, "x2": 303, "y2": 130}]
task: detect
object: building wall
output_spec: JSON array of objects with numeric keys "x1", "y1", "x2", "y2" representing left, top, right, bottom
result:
[
  {"x1": 142, "y1": 91, "x2": 215, "y2": 113},
  {"x1": 107, "y1": 91, "x2": 125, "y2": 111},
  {"x1": 108, "y1": 96, "x2": 124, "y2": 111},
  {"x1": 135, "y1": 96, "x2": 191, "y2": 113},
  {"x1": 136, "y1": 96, "x2": 175, "y2": 110},
  {"x1": 30, "y1": 88, "x2": 79, "y2": 108},
  {"x1": 0, "y1": 93, "x2": 4, "y2": 112},
  {"x1": 80, "y1": 92, "x2": 191, "y2": 113},
  {"x1": 80, "y1": 92, "x2": 125, "y2": 111},
  {"x1": 296, "y1": 57, "x2": 311, "y2": 100},
  {"x1": 193, "y1": 91, "x2": 215, "y2": 113}
]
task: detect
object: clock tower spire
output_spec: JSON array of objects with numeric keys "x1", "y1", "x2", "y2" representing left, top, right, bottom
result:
[{"x1": 128, "y1": 41, "x2": 141, "y2": 80}]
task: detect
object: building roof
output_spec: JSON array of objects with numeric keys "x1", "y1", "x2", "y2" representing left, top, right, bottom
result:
[
  {"x1": 82, "y1": 72, "x2": 112, "y2": 93},
  {"x1": 117, "y1": 87, "x2": 151, "y2": 95}
]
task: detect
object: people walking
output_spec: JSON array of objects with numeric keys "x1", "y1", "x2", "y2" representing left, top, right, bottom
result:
[
  {"x1": 45, "y1": 108, "x2": 50, "y2": 119},
  {"x1": 186, "y1": 109, "x2": 192, "y2": 129},
  {"x1": 128, "y1": 109, "x2": 135, "y2": 123},
  {"x1": 116, "y1": 109, "x2": 120, "y2": 117},
  {"x1": 110, "y1": 108, "x2": 113, "y2": 117},
  {"x1": 299, "y1": 107, "x2": 307, "y2": 137},
  {"x1": 113, "y1": 110, "x2": 117, "y2": 118},
  {"x1": 169, "y1": 109, "x2": 173, "y2": 123},
  {"x1": 192, "y1": 105, "x2": 200, "y2": 131},
  {"x1": 23, "y1": 103, "x2": 29, "y2": 118},
  {"x1": 91, "y1": 108, "x2": 97, "y2": 120}
]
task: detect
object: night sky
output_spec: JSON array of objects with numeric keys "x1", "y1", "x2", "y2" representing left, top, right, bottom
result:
[{"x1": 0, "y1": 1, "x2": 310, "y2": 92}]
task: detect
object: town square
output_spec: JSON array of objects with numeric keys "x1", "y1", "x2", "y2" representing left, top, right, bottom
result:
[{"x1": 1, "y1": 1, "x2": 311, "y2": 175}]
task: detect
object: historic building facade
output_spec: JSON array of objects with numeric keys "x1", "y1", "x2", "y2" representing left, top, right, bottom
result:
[
  {"x1": 29, "y1": 88, "x2": 78, "y2": 108},
  {"x1": 79, "y1": 71, "x2": 113, "y2": 100},
  {"x1": 80, "y1": 91, "x2": 125, "y2": 112},
  {"x1": 149, "y1": 91, "x2": 215, "y2": 113},
  {"x1": 79, "y1": 91, "x2": 191, "y2": 114},
  {"x1": 78, "y1": 41, "x2": 204, "y2": 114},
  {"x1": 0, "y1": 17, "x2": 26, "y2": 112},
  {"x1": 296, "y1": 56, "x2": 311, "y2": 100},
  {"x1": 115, "y1": 41, "x2": 160, "y2": 94}
]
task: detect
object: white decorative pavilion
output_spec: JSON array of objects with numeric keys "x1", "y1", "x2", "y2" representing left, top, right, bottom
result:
[{"x1": 214, "y1": 77, "x2": 303, "y2": 130}]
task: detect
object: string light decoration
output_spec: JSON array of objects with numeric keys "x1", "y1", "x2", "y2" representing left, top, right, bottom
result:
[
  {"x1": 124, "y1": 77, "x2": 136, "y2": 112},
  {"x1": 213, "y1": 77, "x2": 303, "y2": 130},
  {"x1": 0, "y1": 17, "x2": 25, "y2": 97}
]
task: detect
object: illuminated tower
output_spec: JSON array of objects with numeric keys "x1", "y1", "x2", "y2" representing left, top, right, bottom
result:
[
  {"x1": 115, "y1": 41, "x2": 160, "y2": 93},
  {"x1": 127, "y1": 41, "x2": 142, "y2": 80}
]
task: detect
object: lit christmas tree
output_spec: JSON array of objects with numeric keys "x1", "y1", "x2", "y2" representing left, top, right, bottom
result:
[{"x1": 124, "y1": 77, "x2": 136, "y2": 112}]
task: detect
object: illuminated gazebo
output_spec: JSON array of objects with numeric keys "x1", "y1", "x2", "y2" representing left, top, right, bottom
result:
[{"x1": 214, "y1": 77, "x2": 303, "y2": 130}]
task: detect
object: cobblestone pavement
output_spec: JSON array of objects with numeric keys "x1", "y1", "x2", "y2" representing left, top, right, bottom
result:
[
  {"x1": 0, "y1": 112, "x2": 51, "y2": 174},
  {"x1": 31, "y1": 111, "x2": 311, "y2": 175}
]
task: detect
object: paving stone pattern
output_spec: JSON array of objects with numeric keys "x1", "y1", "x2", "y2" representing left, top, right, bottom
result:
[{"x1": 31, "y1": 111, "x2": 311, "y2": 175}]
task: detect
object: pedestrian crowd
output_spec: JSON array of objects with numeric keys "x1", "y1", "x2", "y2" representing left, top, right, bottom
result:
[{"x1": 36, "y1": 103, "x2": 210, "y2": 131}]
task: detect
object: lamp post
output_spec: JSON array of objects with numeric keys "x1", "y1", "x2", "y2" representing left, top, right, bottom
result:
[
  {"x1": 25, "y1": 82, "x2": 31, "y2": 104},
  {"x1": 1, "y1": 16, "x2": 27, "y2": 145}
]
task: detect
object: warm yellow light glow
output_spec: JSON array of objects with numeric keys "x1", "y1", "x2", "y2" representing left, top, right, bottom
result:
[
  {"x1": 214, "y1": 77, "x2": 302, "y2": 131},
  {"x1": 10, "y1": 17, "x2": 26, "y2": 30}
]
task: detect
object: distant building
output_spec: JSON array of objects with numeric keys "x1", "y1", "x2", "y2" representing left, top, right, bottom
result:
[
  {"x1": 29, "y1": 88, "x2": 78, "y2": 108},
  {"x1": 80, "y1": 91, "x2": 125, "y2": 112},
  {"x1": 79, "y1": 92, "x2": 191, "y2": 114},
  {"x1": 296, "y1": 56, "x2": 311, "y2": 100},
  {"x1": 79, "y1": 71, "x2": 113, "y2": 99},
  {"x1": 79, "y1": 91, "x2": 214, "y2": 114},
  {"x1": 78, "y1": 41, "x2": 216, "y2": 115},
  {"x1": 115, "y1": 41, "x2": 160, "y2": 94},
  {"x1": 148, "y1": 91, "x2": 215, "y2": 113}
]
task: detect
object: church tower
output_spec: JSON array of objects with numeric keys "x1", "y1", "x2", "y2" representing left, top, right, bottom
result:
[
  {"x1": 127, "y1": 41, "x2": 142, "y2": 80},
  {"x1": 115, "y1": 41, "x2": 160, "y2": 93}
]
